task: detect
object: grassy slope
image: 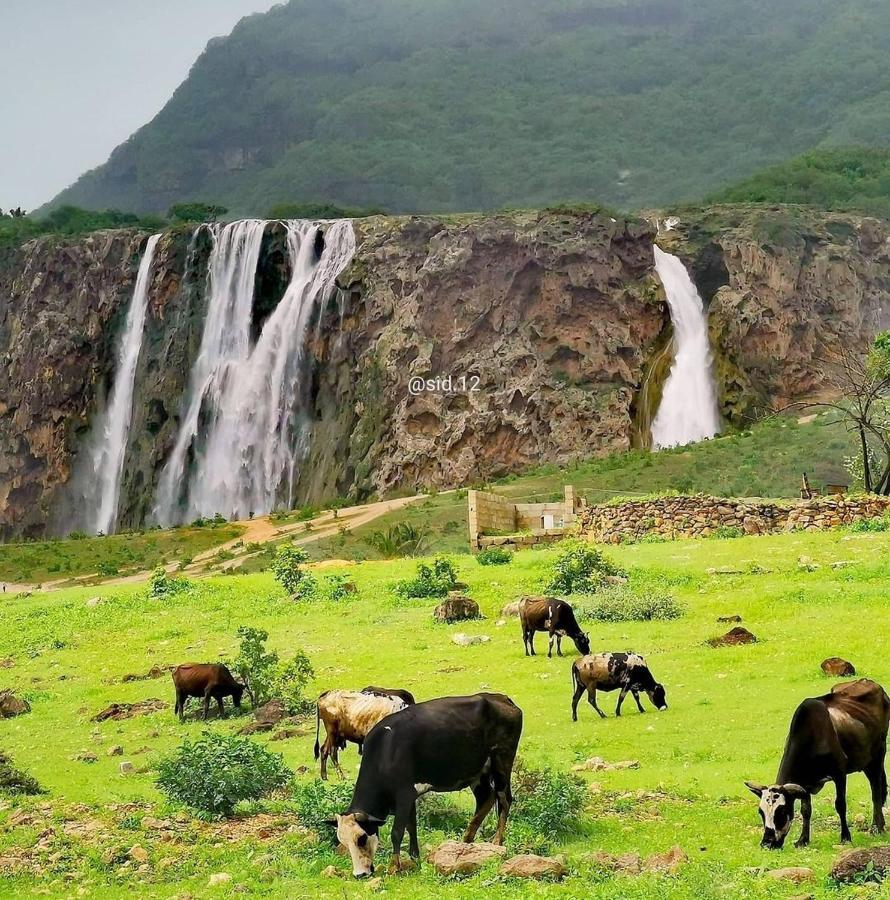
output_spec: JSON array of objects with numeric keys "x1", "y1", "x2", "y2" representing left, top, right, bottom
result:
[
  {"x1": 1, "y1": 527, "x2": 888, "y2": 897},
  {"x1": 310, "y1": 414, "x2": 855, "y2": 560},
  {"x1": 0, "y1": 524, "x2": 244, "y2": 584}
]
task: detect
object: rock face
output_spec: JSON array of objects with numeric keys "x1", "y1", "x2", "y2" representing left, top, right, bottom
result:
[
  {"x1": 2, "y1": 206, "x2": 890, "y2": 536},
  {"x1": 433, "y1": 593, "x2": 481, "y2": 623}
]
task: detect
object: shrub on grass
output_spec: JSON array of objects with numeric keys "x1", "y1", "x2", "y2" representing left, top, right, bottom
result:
[
  {"x1": 547, "y1": 540, "x2": 623, "y2": 594},
  {"x1": 232, "y1": 626, "x2": 314, "y2": 711},
  {"x1": 292, "y1": 779, "x2": 355, "y2": 830},
  {"x1": 156, "y1": 732, "x2": 291, "y2": 818},
  {"x1": 323, "y1": 574, "x2": 355, "y2": 601},
  {"x1": 271, "y1": 544, "x2": 315, "y2": 597},
  {"x1": 850, "y1": 515, "x2": 890, "y2": 533},
  {"x1": 509, "y1": 761, "x2": 586, "y2": 852},
  {"x1": 274, "y1": 651, "x2": 315, "y2": 715},
  {"x1": 148, "y1": 566, "x2": 191, "y2": 599},
  {"x1": 475, "y1": 546, "x2": 513, "y2": 566},
  {"x1": 713, "y1": 525, "x2": 744, "y2": 539},
  {"x1": 577, "y1": 587, "x2": 684, "y2": 622},
  {"x1": 395, "y1": 556, "x2": 458, "y2": 598}
]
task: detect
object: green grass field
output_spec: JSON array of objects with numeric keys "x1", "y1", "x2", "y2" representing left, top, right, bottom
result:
[{"x1": 1, "y1": 524, "x2": 888, "y2": 898}]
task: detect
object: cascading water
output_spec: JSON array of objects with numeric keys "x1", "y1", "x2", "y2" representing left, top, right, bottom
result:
[
  {"x1": 83, "y1": 233, "x2": 161, "y2": 534},
  {"x1": 649, "y1": 245, "x2": 721, "y2": 449},
  {"x1": 153, "y1": 219, "x2": 355, "y2": 525}
]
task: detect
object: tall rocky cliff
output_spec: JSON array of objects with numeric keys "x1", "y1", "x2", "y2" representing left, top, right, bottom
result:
[{"x1": 1, "y1": 206, "x2": 888, "y2": 537}]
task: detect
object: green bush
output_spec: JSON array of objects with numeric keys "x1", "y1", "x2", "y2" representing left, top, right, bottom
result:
[
  {"x1": 292, "y1": 779, "x2": 355, "y2": 830},
  {"x1": 850, "y1": 515, "x2": 890, "y2": 533},
  {"x1": 547, "y1": 540, "x2": 623, "y2": 595},
  {"x1": 713, "y1": 525, "x2": 744, "y2": 539},
  {"x1": 395, "y1": 556, "x2": 458, "y2": 598},
  {"x1": 233, "y1": 626, "x2": 314, "y2": 711},
  {"x1": 156, "y1": 732, "x2": 292, "y2": 818},
  {"x1": 323, "y1": 574, "x2": 355, "y2": 601},
  {"x1": 271, "y1": 544, "x2": 313, "y2": 596},
  {"x1": 509, "y1": 762, "x2": 586, "y2": 852},
  {"x1": 578, "y1": 587, "x2": 684, "y2": 623},
  {"x1": 365, "y1": 523, "x2": 429, "y2": 557},
  {"x1": 148, "y1": 566, "x2": 191, "y2": 599},
  {"x1": 475, "y1": 546, "x2": 513, "y2": 566},
  {"x1": 274, "y1": 651, "x2": 315, "y2": 715}
]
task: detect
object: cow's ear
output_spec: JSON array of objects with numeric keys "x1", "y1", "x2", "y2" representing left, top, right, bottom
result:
[
  {"x1": 782, "y1": 783, "x2": 808, "y2": 799},
  {"x1": 354, "y1": 812, "x2": 384, "y2": 834},
  {"x1": 356, "y1": 832, "x2": 368, "y2": 848},
  {"x1": 744, "y1": 781, "x2": 767, "y2": 797},
  {"x1": 322, "y1": 816, "x2": 339, "y2": 830}
]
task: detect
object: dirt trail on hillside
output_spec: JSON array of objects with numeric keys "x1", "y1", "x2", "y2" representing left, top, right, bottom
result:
[{"x1": 1, "y1": 494, "x2": 427, "y2": 594}]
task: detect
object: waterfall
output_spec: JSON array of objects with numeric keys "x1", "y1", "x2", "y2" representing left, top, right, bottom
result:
[
  {"x1": 649, "y1": 246, "x2": 721, "y2": 449},
  {"x1": 85, "y1": 233, "x2": 161, "y2": 534},
  {"x1": 153, "y1": 219, "x2": 355, "y2": 525}
]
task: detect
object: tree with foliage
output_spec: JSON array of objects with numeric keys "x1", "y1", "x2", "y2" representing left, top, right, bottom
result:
[
  {"x1": 168, "y1": 202, "x2": 228, "y2": 223},
  {"x1": 548, "y1": 540, "x2": 623, "y2": 595},
  {"x1": 232, "y1": 626, "x2": 314, "y2": 710},
  {"x1": 395, "y1": 556, "x2": 458, "y2": 599},
  {"x1": 364, "y1": 523, "x2": 429, "y2": 558},
  {"x1": 271, "y1": 544, "x2": 315, "y2": 597}
]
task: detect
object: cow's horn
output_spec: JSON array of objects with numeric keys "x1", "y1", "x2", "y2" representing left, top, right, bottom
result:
[
  {"x1": 744, "y1": 781, "x2": 767, "y2": 797},
  {"x1": 782, "y1": 783, "x2": 808, "y2": 798}
]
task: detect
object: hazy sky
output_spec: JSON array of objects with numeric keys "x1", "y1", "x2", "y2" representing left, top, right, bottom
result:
[{"x1": 1, "y1": 0, "x2": 280, "y2": 211}]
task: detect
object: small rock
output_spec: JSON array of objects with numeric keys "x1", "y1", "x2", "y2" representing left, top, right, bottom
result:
[
  {"x1": 0, "y1": 658, "x2": 14, "y2": 669},
  {"x1": 500, "y1": 601, "x2": 522, "y2": 617},
  {"x1": 716, "y1": 615, "x2": 742, "y2": 623},
  {"x1": 74, "y1": 751, "x2": 98, "y2": 763},
  {"x1": 822, "y1": 657, "x2": 856, "y2": 677},
  {"x1": 128, "y1": 846, "x2": 149, "y2": 863},
  {"x1": 572, "y1": 757, "x2": 640, "y2": 772},
  {"x1": 428, "y1": 840, "x2": 506, "y2": 875},
  {"x1": 707, "y1": 626, "x2": 757, "y2": 647},
  {"x1": 831, "y1": 846, "x2": 890, "y2": 882},
  {"x1": 767, "y1": 867, "x2": 815, "y2": 883},
  {"x1": 208, "y1": 873, "x2": 232, "y2": 887},
  {"x1": 0, "y1": 690, "x2": 30, "y2": 718},
  {"x1": 86, "y1": 597, "x2": 102, "y2": 608},
  {"x1": 643, "y1": 846, "x2": 688, "y2": 873},
  {"x1": 499, "y1": 854, "x2": 567, "y2": 879},
  {"x1": 589, "y1": 850, "x2": 642, "y2": 875},
  {"x1": 119, "y1": 761, "x2": 135, "y2": 775},
  {"x1": 451, "y1": 633, "x2": 490, "y2": 647},
  {"x1": 433, "y1": 595, "x2": 481, "y2": 623},
  {"x1": 321, "y1": 865, "x2": 343, "y2": 878},
  {"x1": 366, "y1": 876, "x2": 384, "y2": 890},
  {"x1": 107, "y1": 745, "x2": 124, "y2": 757}
]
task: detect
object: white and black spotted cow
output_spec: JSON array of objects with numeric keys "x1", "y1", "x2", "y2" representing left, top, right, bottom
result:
[
  {"x1": 571, "y1": 652, "x2": 667, "y2": 720},
  {"x1": 746, "y1": 678, "x2": 890, "y2": 848}
]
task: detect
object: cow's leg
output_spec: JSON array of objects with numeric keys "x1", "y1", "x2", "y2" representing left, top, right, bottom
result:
[
  {"x1": 794, "y1": 793, "x2": 812, "y2": 847},
  {"x1": 491, "y1": 767, "x2": 514, "y2": 846},
  {"x1": 632, "y1": 689, "x2": 645, "y2": 714},
  {"x1": 835, "y1": 775, "x2": 852, "y2": 843},
  {"x1": 615, "y1": 687, "x2": 629, "y2": 717},
  {"x1": 866, "y1": 759, "x2": 887, "y2": 833},
  {"x1": 203, "y1": 688, "x2": 212, "y2": 720},
  {"x1": 571, "y1": 680, "x2": 586, "y2": 722},
  {"x1": 588, "y1": 687, "x2": 606, "y2": 718},
  {"x1": 319, "y1": 738, "x2": 330, "y2": 781},
  {"x1": 389, "y1": 795, "x2": 414, "y2": 874},
  {"x1": 556, "y1": 633, "x2": 563, "y2": 657},
  {"x1": 528, "y1": 630, "x2": 535, "y2": 656},
  {"x1": 407, "y1": 801, "x2": 420, "y2": 861},
  {"x1": 216, "y1": 695, "x2": 225, "y2": 718},
  {"x1": 547, "y1": 630, "x2": 555, "y2": 659},
  {"x1": 357, "y1": 740, "x2": 363, "y2": 757},
  {"x1": 331, "y1": 743, "x2": 345, "y2": 779},
  {"x1": 175, "y1": 690, "x2": 185, "y2": 720},
  {"x1": 463, "y1": 779, "x2": 496, "y2": 842}
]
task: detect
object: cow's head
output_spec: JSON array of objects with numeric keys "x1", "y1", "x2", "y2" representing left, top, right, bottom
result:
[
  {"x1": 574, "y1": 632, "x2": 591, "y2": 655},
  {"x1": 332, "y1": 812, "x2": 384, "y2": 877},
  {"x1": 648, "y1": 682, "x2": 668, "y2": 711},
  {"x1": 232, "y1": 683, "x2": 246, "y2": 708},
  {"x1": 745, "y1": 782, "x2": 808, "y2": 848}
]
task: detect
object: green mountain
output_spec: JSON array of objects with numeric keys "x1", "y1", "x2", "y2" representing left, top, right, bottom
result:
[
  {"x1": 48, "y1": 0, "x2": 890, "y2": 216},
  {"x1": 707, "y1": 147, "x2": 890, "y2": 218}
]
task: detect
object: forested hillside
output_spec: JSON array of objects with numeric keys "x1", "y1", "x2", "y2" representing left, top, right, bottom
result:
[{"x1": 48, "y1": 0, "x2": 890, "y2": 215}]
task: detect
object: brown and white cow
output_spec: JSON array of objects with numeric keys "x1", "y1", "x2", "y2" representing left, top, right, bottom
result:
[
  {"x1": 314, "y1": 690, "x2": 409, "y2": 780},
  {"x1": 746, "y1": 678, "x2": 890, "y2": 848},
  {"x1": 172, "y1": 663, "x2": 246, "y2": 721},
  {"x1": 571, "y1": 652, "x2": 667, "y2": 720},
  {"x1": 519, "y1": 597, "x2": 590, "y2": 658}
]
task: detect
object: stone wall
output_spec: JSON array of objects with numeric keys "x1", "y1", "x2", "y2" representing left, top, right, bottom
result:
[
  {"x1": 468, "y1": 485, "x2": 579, "y2": 549},
  {"x1": 581, "y1": 494, "x2": 890, "y2": 544}
]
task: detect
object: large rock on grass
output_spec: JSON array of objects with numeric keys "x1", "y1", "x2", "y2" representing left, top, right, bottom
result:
[
  {"x1": 499, "y1": 854, "x2": 567, "y2": 879},
  {"x1": 830, "y1": 846, "x2": 890, "y2": 882},
  {"x1": 434, "y1": 594, "x2": 481, "y2": 623},
  {"x1": 0, "y1": 690, "x2": 30, "y2": 718},
  {"x1": 452, "y1": 633, "x2": 490, "y2": 647},
  {"x1": 428, "y1": 841, "x2": 506, "y2": 875},
  {"x1": 707, "y1": 626, "x2": 757, "y2": 647},
  {"x1": 822, "y1": 657, "x2": 856, "y2": 677}
]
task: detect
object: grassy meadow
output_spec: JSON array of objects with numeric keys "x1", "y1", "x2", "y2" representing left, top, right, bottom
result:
[{"x1": 2, "y1": 525, "x2": 889, "y2": 898}]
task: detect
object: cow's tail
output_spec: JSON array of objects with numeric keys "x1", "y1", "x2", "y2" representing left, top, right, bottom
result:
[
  {"x1": 571, "y1": 660, "x2": 580, "y2": 693},
  {"x1": 313, "y1": 702, "x2": 321, "y2": 760}
]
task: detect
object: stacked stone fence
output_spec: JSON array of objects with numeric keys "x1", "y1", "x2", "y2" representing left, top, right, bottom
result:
[{"x1": 581, "y1": 494, "x2": 890, "y2": 544}]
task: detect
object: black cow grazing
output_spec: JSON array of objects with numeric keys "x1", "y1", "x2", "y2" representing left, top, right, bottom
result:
[
  {"x1": 519, "y1": 597, "x2": 590, "y2": 657},
  {"x1": 745, "y1": 678, "x2": 890, "y2": 849},
  {"x1": 571, "y1": 652, "x2": 667, "y2": 720},
  {"x1": 172, "y1": 663, "x2": 246, "y2": 721},
  {"x1": 361, "y1": 686, "x2": 416, "y2": 705},
  {"x1": 331, "y1": 692, "x2": 522, "y2": 878}
]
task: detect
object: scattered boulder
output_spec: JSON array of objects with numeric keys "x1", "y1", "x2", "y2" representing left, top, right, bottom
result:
[
  {"x1": 428, "y1": 841, "x2": 506, "y2": 875},
  {"x1": 822, "y1": 657, "x2": 856, "y2": 677},
  {"x1": 0, "y1": 690, "x2": 30, "y2": 718},
  {"x1": 128, "y1": 846, "x2": 149, "y2": 863},
  {"x1": 434, "y1": 594, "x2": 481, "y2": 623},
  {"x1": 589, "y1": 850, "x2": 642, "y2": 875},
  {"x1": 707, "y1": 627, "x2": 757, "y2": 647},
  {"x1": 91, "y1": 699, "x2": 167, "y2": 721},
  {"x1": 254, "y1": 699, "x2": 289, "y2": 725},
  {"x1": 270, "y1": 727, "x2": 309, "y2": 741},
  {"x1": 0, "y1": 658, "x2": 14, "y2": 669},
  {"x1": 0, "y1": 751, "x2": 44, "y2": 795},
  {"x1": 321, "y1": 865, "x2": 343, "y2": 878},
  {"x1": 85, "y1": 597, "x2": 102, "y2": 608},
  {"x1": 119, "y1": 761, "x2": 135, "y2": 775},
  {"x1": 501, "y1": 600, "x2": 522, "y2": 618},
  {"x1": 830, "y1": 846, "x2": 890, "y2": 883},
  {"x1": 717, "y1": 615, "x2": 742, "y2": 623},
  {"x1": 572, "y1": 757, "x2": 640, "y2": 772},
  {"x1": 451, "y1": 633, "x2": 490, "y2": 647},
  {"x1": 499, "y1": 854, "x2": 567, "y2": 879},
  {"x1": 643, "y1": 846, "x2": 688, "y2": 874},
  {"x1": 74, "y1": 751, "x2": 98, "y2": 764},
  {"x1": 107, "y1": 745, "x2": 124, "y2": 757},
  {"x1": 121, "y1": 664, "x2": 174, "y2": 683},
  {"x1": 208, "y1": 872, "x2": 232, "y2": 887},
  {"x1": 766, "y1": 867, "x2": 815, "y2": 884}
]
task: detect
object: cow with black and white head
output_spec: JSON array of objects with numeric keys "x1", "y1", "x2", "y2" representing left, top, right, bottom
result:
[
  {"x1": 331, "y1": 812, "x2": 384, "y2": 878},
  {"x1": 745, "y1": 782, "x2": 809, "y2": 849}
]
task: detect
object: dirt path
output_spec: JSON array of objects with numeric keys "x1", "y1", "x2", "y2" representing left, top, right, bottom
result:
[{"x1": 2, "y1": 493, "x2": 428, "y2": 594}]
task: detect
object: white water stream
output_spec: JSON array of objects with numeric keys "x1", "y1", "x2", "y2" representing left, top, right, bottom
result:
[
  {"x1": 153, "y1": 219, "x2": 354, "y2": 525},
  {"x1": 649, "y1": 245, "x2": 721, "y2": 449}
]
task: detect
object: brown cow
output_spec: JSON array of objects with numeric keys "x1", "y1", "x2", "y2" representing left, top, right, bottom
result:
[
  {"x1": 314, "y1": 690, "x2": 409, "y2": 780},
  {"x1": 172, "y1": 664, "x2": 246, "y2": 721},
  {"x1": 519, "y1": 596, "x2": 590, "y2": 657}
]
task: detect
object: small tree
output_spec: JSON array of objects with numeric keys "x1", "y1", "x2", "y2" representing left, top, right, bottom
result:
[
  {"x1": 548, "y1": 540, "x2": 623, "y2": 595},
  {"x1": 168, "y1": 202, "x2": 228, "y2": 223},
  {"x1": 274, "y1": 651, "x2": 315, "y2": 714},
  {"x1": 271, "y1": 544, "x2": 315, "y2": 597},
  {"x1": 233, "y1": 627, "x2": 279, "y2": 706}
]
